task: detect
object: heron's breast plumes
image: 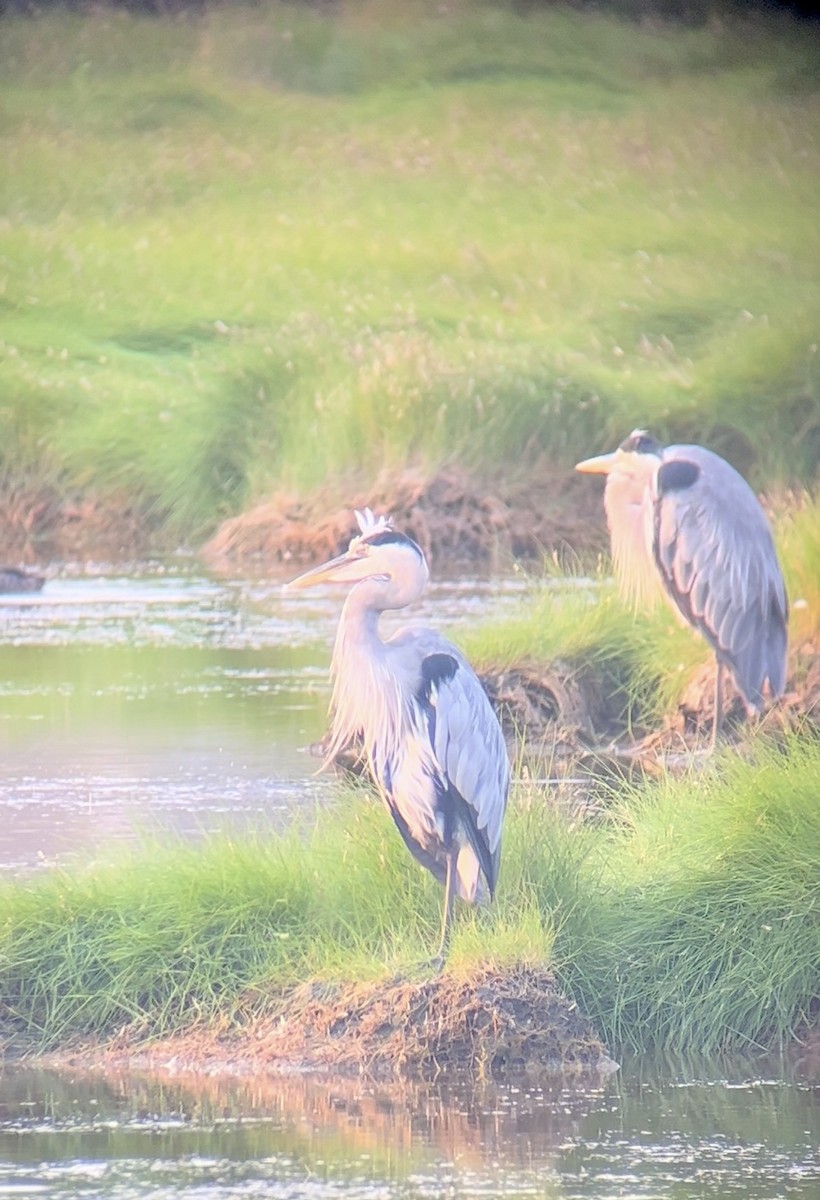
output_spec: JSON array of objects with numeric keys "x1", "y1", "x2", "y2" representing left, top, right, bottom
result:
[{"x1": 325, "y1": 618, "x2": 405, "y2": 770}]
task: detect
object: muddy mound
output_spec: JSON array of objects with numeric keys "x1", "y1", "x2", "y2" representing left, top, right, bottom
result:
[
  {"x1": 0, "y1": 484, "x2": 156, "y2": 563},
  {"x1": 42, "y1": 965, "x2": 613, "y2": 1082},
  {"x1": 483, "y1": 661, "x2": 625, "y2": 749},
  {"x1": 202, "y1": 466, "x2": 603, "y2": 568},
  {"x1": 260, "y1": 965, "x2": 609, "y2": 1079}
]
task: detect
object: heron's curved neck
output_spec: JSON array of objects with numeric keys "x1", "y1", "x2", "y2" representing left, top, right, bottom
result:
[
  {"x1": 323, "y1": 562, "x2": 428, "y2": 767},
  {"x1": 337, "y1": 586, "x2": 385, "y2": 653},
  {"x1": 339, "y1": 569, "x2": 424, "y2": 629}
]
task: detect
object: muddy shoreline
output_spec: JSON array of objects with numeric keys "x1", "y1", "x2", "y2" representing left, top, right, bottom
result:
[
  {"x1": 8, "y1": 465, "x2": 816, "y2": 749},
  {"x1": 10, "y1": 966, "x2": 617, "y2": 1084}
]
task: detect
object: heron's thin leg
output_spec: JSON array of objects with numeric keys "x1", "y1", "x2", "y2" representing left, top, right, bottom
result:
[
  {"x1": 711, "y1": 660, "x2": 724, "y2": 749},
  {"x1": 431, "y1": 849, "x2": 457, "y2": 972}
]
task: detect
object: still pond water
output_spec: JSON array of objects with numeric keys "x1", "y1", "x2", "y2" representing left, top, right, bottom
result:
[{"x1": 0, "y1": 562, "x2": 817, "y2": 1199}]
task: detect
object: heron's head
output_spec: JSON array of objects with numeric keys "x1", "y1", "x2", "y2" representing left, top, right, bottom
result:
[
  {"x1": 285, "y1": 508, "x2": 429, "y2": 609},
  {"x1": 575, "y1": 429, "x2": 663, "y2": 485}
]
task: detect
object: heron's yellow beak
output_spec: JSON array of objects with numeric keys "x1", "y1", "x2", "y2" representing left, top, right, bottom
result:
[
  {"x1": 575, "y1": 451, "x2": 617, "y2": 475},
  {"x1": 284, "y1": 548, "x2": 380, "y2": 591}
]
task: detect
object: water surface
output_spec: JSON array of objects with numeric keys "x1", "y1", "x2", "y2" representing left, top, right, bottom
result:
[{"x1": 0, "y1": 1054, "x2": 817, "y2": 1198}]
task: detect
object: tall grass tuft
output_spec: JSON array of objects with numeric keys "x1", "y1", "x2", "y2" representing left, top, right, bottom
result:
[
  {"x1": 0, "y1": 828, "x2": 317, "y2": 1044},
  {"x1": 464, "y1": 573, "x2": 706, "y2": 734}
]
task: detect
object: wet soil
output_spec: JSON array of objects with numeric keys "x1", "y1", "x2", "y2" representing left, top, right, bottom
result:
[
  {"x1": 31, "y1": 965, "x2": 615, "y2": 1083},
  {"x1": 3, "y1": 461, "x2": 815, "y2": 769},
  {"x1": 0, "y1": 483, "x2": 158, "y2": 565},
  {"x1": 482, "y1": 638, "x2": 820, "y2": 770}
]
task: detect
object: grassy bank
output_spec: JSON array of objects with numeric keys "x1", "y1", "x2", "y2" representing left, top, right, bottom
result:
[
  {"x1": 1, "y1": 737, "x2": 817, "y2": 1056},
  {"x1": 1, "y1": 2, "x2": 819, "y2": 550}
]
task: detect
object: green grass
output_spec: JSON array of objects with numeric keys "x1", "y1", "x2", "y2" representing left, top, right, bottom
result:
[
  {"x1": 1, "y1": 2, "x2": 819, "y2": 544},
  {"x1": 561, "y1": 735, "x2": 820, "y2": 1052},
  {"x1": 465, "y1": 572, "x2": 713, "y2": 734},
  {"x1": 1, "y1": 737, "x2": 816, "y2": 1053}
]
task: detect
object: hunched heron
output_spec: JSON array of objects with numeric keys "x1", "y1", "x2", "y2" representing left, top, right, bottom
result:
[{"x1": 576, "y1": 430, "x2": 788, "y2": 742}]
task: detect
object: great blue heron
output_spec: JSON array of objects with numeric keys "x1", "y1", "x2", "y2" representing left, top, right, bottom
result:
[
  {"x1": 576, "y1": 430, "x2": 788, "y2": 742},
  {"x1": 286, "y1": 508, "x2": 510, "y2": 966}
]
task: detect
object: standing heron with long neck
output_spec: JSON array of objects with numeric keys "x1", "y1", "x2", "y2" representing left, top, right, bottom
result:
[
  {"x1": 287, "y1": 509, "x2": 510, "y2": 966},
  {"x1": 576, "y1": 430, "x2": 788, "y2": 744}
]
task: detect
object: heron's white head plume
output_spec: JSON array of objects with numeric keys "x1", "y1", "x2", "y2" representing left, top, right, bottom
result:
[
  {"x1": 354, "y1": 507, "x2": 392, "y2": 536},
  {"x1": 350, "y1": 507, "x2": 393, "y2": 551}
]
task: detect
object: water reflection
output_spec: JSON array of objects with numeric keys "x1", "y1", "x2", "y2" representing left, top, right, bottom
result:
[{"x1": 0, "y1": 1055, "x2": 817, "y2": 1199}]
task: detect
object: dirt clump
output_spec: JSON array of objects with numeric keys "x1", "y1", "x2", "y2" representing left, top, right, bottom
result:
[
  {"x1": 41, "y1": 965, "x2": 613, "y2": 1082},
  {"x1": 480, "y1": 641, "x2": 819, "y2": 774},
  {"x1": 483, "y1": 661, "x2": 624, "y2": 750},
  {"x1": 201, "y1": 466, "x2": 603, "y2": 570},
  {"x1": 256, "y1": 964, "x2": 609, "y2": 1079}
]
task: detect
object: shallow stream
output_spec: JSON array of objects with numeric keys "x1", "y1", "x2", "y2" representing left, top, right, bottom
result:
[{"x1": 0, "y1": 562, "x2": 817, "y2": 1198}]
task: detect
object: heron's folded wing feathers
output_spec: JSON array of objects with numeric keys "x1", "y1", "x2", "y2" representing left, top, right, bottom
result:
[
  {"x1": 654, "y1": 453, "x2": 788, "y2": 706},
  {"x1": 422, "y1": 652, "x2": 510, "y2": 888}
]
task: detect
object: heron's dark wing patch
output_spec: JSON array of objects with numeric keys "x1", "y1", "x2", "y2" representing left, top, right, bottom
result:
[
  {"x1": 420, "y1": 653, "x2": 459, "y2": 692},
  {"x1": 657, "y1": 459, "x2": 700, "y2": 494},
  {"x1": 417, "y1": 653, "x2": 459, "y2": 745}
]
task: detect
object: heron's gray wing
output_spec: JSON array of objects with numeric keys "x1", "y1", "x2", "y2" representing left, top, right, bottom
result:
[
  {"x1": 418, "y1": 649, "x2": 510, "y2": 894},
  {"x1": 653, "y1": 447, "x2": 788, "y2": 707}
]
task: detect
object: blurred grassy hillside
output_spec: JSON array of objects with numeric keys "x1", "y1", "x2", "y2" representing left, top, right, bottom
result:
[{"x1": 1, "y1": 1, "x2": 818, "y2": 551}]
